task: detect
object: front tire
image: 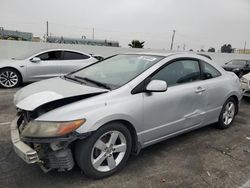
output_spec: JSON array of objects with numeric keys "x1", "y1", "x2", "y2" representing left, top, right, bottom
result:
[
  {"x1": 75, "y1": 122, "x2": 132, "y2": 179},
  {"x1": 216, "y1": 97, "x2": 237, "y2": 129},
  {"x1": 0, "y1": 68, "x2": 22, "y2": 88}
]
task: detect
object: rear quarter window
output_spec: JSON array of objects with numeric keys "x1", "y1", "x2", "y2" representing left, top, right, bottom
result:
[{"x1": 201, "y1": 61, "x2": 221, "y2": 80}]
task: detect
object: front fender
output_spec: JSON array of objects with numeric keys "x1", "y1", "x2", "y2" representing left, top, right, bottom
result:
[{"x1": 77, "y1": 113, "x2": 139, "y2": 134}]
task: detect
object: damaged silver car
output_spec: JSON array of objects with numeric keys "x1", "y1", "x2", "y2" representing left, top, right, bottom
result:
[{"x1": 11, "y1": 53, "x2": 242, "y2": 179}]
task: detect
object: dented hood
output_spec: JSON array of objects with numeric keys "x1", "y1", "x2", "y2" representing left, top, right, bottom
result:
[{"x1": 14, "y1": 77, "x2": 108, "y2": 111}]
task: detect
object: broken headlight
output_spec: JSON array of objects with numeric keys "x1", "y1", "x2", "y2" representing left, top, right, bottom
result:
[{"x1": 21, "y1": 119, "x2": 86, "y2": 138}]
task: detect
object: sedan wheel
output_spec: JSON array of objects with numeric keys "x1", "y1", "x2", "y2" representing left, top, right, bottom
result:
[
  {"x1": 222, "y1": 102, "x2": 235, "y2": 125},
  {"x1": 217, "y1": 97, "x2": 237, "y2": 129},
  {"x1": 0, "y1": 69, "x2": 21, "y2": 88},
  {"x1": 75, "y1": 122, "x2": 132, "y2": 179},
  {"x1": 91, "y1": 131, "x2": 127, "y2": 172}
]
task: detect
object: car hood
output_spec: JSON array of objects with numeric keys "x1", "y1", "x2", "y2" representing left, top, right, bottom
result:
[
  {"x1": 223, "y1": 64, "x2": 242, "y2": 69},
  {"x1": 14, "y1": 77, "x2": 109, "y2": 111},
  {"x1": 0, "y1": 59, "x2": 22, "y2": 66}
]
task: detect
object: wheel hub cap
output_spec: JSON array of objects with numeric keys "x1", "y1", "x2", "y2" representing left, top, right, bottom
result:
[
  {"x1": 91, "y1": 130, "x2": 127, "y2": 172},
  {"x1": 223, "y1": 101, "x2": 235, "y2": 125},
  {"x1": 0, "y1": 71, "x2": 18, "y2": 88}
]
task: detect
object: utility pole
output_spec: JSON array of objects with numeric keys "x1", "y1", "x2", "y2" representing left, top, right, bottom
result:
[
  {"x1": 170, "y1": 30, "x2": 176, "y2": 50},
  {"x1": 183, "y1": 44, "x2": 186, "y2": 51},
  {"x1": 92, "y1": 28, "x2": 95, "y2": 40},
  {"x1": 244, "y1": 40, "x2": 247, "y2": 54},
  {"x1": 46, "y1": 21, "x2": 49, "y2": 41}
]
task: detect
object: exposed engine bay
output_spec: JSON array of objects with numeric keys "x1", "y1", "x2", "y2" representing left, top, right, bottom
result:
[{"x1": 15, "y1": 93, "x2": 102, "y2": 172}]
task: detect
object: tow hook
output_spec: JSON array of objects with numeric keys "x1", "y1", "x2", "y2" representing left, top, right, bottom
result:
[{"x1": 37, "y1": 160, "x2": 51, "y2": 173}]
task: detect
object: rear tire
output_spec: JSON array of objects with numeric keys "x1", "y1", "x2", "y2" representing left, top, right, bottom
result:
[
  {"x1": 216, "y1": 97, "x2": 237, "y2": 129},
  {"x1": 0, "y1": 68, "x2": 22, "y2": 88},
  {"x1": 75, "y1": 122, "x2": 132, "y2": 179}
]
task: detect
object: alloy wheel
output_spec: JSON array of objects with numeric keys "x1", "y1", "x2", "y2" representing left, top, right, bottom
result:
[
  {"x1": 222, "y1": 101, "x2": 235, "y2": 125},
  {"x1": 91, "y1": 130, "x2": 127, "y2": 172},
  {"x1": 0, "y1": 70, "x2": 19, "y2": 88}
]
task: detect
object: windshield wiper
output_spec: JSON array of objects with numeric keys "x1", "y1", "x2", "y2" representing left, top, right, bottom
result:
[
  {"x1": 74, "y1": 76, "x2": 111, "y2": 90},
  {"x1": 64, "y1": 75, "x2": 86, "y2": 84}
]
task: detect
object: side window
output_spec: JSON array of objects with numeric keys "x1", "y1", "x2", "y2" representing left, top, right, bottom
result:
[
  {"x1": 37, "y1": 51, "x2": 62, "y2": 61},
  {"x1": 151, "y1": 59, "x2": 201, "y2": 87},
  {"x1": 63, "y1": 51, "x2": 90, "y2": 60},
  {"x1": 201, "y1": 61, "x2": 221, "y2": 80}
]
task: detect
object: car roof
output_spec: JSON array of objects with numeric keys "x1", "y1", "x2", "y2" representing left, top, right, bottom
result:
[
  {"x1": 123, "y1": 51, "x2": 210, "y2": 59},
  {"x1": 25, "y1": 48, "x2": 92, "y2": 59}
]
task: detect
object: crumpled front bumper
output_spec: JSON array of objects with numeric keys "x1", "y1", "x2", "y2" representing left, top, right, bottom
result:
[
  {"x1": 10, "y1": 117, "x2": 39, "y2": 164},
  {"x1": 10, "y1": 115, "x2": 89, "y2": 172}
]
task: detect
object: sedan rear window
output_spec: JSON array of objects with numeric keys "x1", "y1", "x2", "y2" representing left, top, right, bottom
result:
[{"x1": 227, "y1": 60, "x2": 246, "y2": 67}]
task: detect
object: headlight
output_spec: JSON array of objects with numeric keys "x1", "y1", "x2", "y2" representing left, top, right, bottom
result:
[
  {"x1": 22, "y1": 119, "x2": 86, "y2": 138},
  {"x1": 241, "y1": 77, "x2": 248, "y2": 84}
]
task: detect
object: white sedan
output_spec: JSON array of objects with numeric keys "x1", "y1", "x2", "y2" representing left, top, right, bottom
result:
[{"x1": 0, "y1": 49, "x2": 99, "y2": 88}]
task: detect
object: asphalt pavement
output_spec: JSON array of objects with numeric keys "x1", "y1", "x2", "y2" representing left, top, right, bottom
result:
[{"x1": 0, "y1": 87, "x2": 249, "y2": 188}]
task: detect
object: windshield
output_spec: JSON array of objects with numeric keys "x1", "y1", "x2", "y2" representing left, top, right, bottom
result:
[
  {"x1": 71, "y1": 54, "x2": 164, "y2": 89},
  {"x1": 226, "y1": 60, "x2": 246, "y2": 67}
]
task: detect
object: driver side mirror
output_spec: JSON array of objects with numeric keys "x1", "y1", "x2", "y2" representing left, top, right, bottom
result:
[
  {"x1": 30, "y1": 57, "x2": 41, "y2": 63},
  {"x1": 146, "y1": 80, "x2": 168, "y2": 92}
]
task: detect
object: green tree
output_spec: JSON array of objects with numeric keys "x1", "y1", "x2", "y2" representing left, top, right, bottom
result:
[
  {"x1": 208, "y1": 47, "x2": 215, "y2": 52},
  {"x1": 221, "y1": 44, "x2": 234, "y2": 53},
  {"x1": 128, "y1": 40, "x2": 145, "y2": 48}
]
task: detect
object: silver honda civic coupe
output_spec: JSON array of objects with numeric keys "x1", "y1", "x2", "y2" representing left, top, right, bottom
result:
[
  {"x1": 11, "y1": 52, "x2": 241, "y2": 179},
  {"x1": 0, "y1": 48, "x2": 98, "y2": 88}
]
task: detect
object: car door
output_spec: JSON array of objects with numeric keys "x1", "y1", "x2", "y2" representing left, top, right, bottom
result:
[
  {"x1": 59, "y1": 51, "x2": 94, "y2": 75},
  {"x1": 27, "y1": 50, "x2": 62, "y2": 81},
  {"x1": 142, "y1": 59, "x2": 208, "y2": 144},
  {"x1": 199, "y1": 60, "x2": 226, "y2": 125}
]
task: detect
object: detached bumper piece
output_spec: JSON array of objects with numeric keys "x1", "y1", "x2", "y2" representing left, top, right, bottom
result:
[{"x1": 11, "y1": 116, "x2": 75, "y2": 172}]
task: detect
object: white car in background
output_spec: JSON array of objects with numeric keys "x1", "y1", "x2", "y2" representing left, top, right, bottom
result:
[
  {"x1": 240, "y1": 73, "x2": 250, "y2": 97},
  {"x1": 0, "y1": 49, "x2": 99, "y2": 88}
]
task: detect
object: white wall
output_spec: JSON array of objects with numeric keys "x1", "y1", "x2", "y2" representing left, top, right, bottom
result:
[{"x1": 1, "y1": 40, "x2": 250, "y2": 66}]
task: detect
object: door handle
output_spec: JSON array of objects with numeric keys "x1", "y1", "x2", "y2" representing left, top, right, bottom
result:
[{"x1": 195, "y1": 87, "x2": 206, "y2": 93}]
